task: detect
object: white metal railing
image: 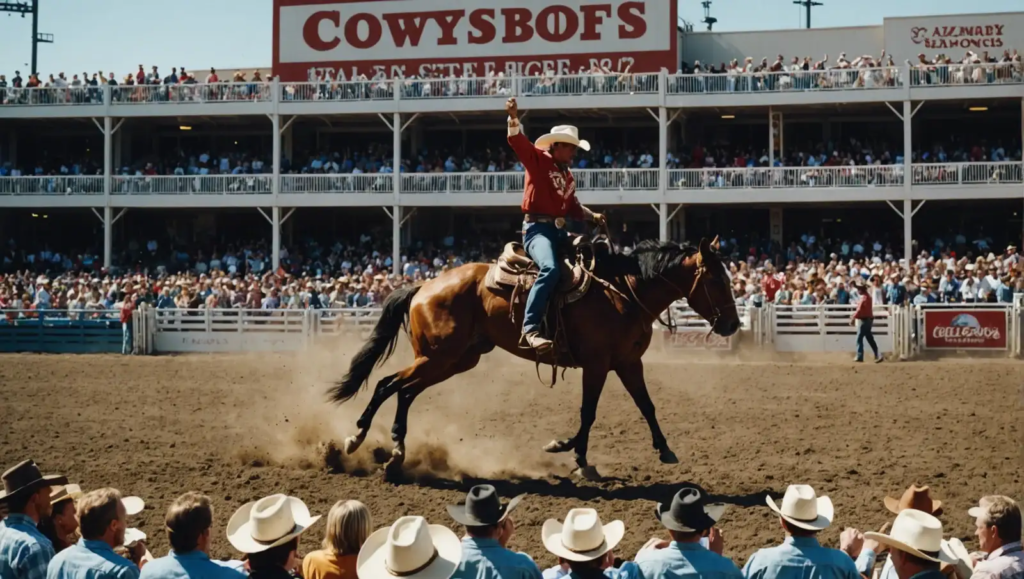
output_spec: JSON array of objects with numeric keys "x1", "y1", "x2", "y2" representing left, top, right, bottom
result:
[
  {"x1": 110, "y1": 83, "x2": 272, "y2": 104},
  {"x1": 0, "y1": 86, "x2": 104, "y2": 106},
  {"x1": 908, "y1": 62, "x2": 1024, "y2": 87},
  {"x1": 400, "y1": 169, "x2": 659, "y2": 194},
  {"x1": 111, "y1": 175, "x2": 273, "y2": 195},
  {"x1": 282, "y1": 174, "x2": 393, "y2": 194},
  {"x1": 667, "y1": 67, "x2": 902, "y2": 95},
  {"x1": 912, "y1": 162, "x2": 1023, "y2": 185},
  {"x1": 281, "y1": 80, "x2": 395, "y2": 102},
  {"x1": 520, "y1": 73, "x2": 659, "y2": 96},
  {"x1": 669, "y1": 165, "x2": 904, "y2": 190},
  {"x1": 400, "y1": 77, "x2": 514, "y2": 99},
  {"x1": 0, "y1": 175, "x2": 104, "y2": 195},
  {"x1": 153, "y1": 307, "x2": 308, "y2": 332}
]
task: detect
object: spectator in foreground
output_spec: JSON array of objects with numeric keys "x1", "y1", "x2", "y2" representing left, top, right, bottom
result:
[
  {"x1": 46, "y1": 488, "x2": 138, "y2": 579},
  {"x1": 38, "y1": 485, "x2": 82, "y2": 554},
  {"x1": 541, "y1": 508, "x2": 626, "y2": 579},
  {"x1": 863, "y1": 510, "x2": 957, "y2": 579},
  {"x1": 357, "y1": 515, "x2": 461, "y2": 579},
  {"x1": 968, "y1": 496, "x2": 1023, "y2": 579},
  {"x1": 447, "y1": 485, "x2": 539, "y2": 579},
  {"x1": 0, "y1": 460, "x2": 69, "y2": 579},
  {"x1": 140, "y1": 492, "x2": 245, "y2": 579},
  {"x1": 227, "y1": 495, "x2": 321, "y2": 579},
  {"x1": 743, "y1": 485, "x2": 860, "y2": 579},
  {"x1": 863, "y1": 486, "x2": 944, "y2": 579},
  {"x1": 636, "y1": 484, "x2": 741, "y2": 579},
  {"x1": 302, "y1": 500, "x2": 371, "y2": 579}
]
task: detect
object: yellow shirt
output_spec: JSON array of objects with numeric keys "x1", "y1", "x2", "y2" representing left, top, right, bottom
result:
[{"x1": 302, "y1": 550, "x2": 357, "y2": 579}]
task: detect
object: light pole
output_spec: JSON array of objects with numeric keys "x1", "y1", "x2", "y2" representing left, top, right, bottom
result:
[
  {"x1": 0, "y1": 0, "x2": 54, "y2": 75},
  {"x1": 792, "y1": 0, "x2": 823, "y2": 29}
]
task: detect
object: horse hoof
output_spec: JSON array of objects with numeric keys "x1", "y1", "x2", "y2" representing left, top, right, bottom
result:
[
  {"x1": 659, "y1": 449, "x2": 679, "y2": 464},
  {"x1": 343, "y1": 435, "x2": 365, "y2": 455},
  {"x1": 543, "y1": 439, "x2": 573, "y2": 453},
  {"x1": 572, "y1": 466, "x2": 603, "y2": 481}
]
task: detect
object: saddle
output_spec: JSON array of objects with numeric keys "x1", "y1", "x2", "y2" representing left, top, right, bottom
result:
[{"x1": 484, "y1": 239, "x2": 592, "y2": 304}]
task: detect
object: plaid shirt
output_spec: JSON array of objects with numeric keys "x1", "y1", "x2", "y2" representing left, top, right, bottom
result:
[{"x1": 0, "y1": 513, "x2": 56, "y2": 579}]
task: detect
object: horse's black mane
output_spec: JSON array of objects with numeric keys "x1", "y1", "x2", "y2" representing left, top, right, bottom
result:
[{"x1": 596, "y1": 239, "x2": 698, "y2": 281}]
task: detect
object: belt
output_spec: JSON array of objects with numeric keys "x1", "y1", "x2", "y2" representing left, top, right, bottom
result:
[{"x1": 524, "y1": 214, "x2": 566, "y2": 228}]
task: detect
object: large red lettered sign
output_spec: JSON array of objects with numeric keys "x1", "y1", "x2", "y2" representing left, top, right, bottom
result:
[
  {"x1": 922, "y1": 309, "x2": 1008, "y2": 350},
  {"x1": 273, "y1": 0, "x2": 676, "y2": 81}
]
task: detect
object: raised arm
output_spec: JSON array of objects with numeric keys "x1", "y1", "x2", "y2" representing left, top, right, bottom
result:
[{"x1": 505, "y1": 97, "x2": 539, "y2": 170}]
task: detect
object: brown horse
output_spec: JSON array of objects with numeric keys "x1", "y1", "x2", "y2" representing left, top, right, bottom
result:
[{"x1": 329, "y1": 236, "x2": 740, "y2": 479}]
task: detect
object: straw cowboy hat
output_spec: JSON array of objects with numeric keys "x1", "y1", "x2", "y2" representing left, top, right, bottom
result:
[
  {"x1": 864, "y1": 509, "x2": 957, "y2": 564},
  {"x1": 226, "y1": 494, "x2": 321, "y2": 553},
  {"x1": 885, "y1": 485, "x2": 942, "y2": 516},
  {"x1": 446, "y1": 485, "x2": 522, "y2": 527},
  {"x1": 357, "y1": 516, "x2": 461, "y2": 579},
  {"x1": 534, "y1": 126, "x2": 591, "y2": 152},
  {"x1": 0, "y1": 460, "x2": 68, "y2": 503},
  {"x1": 766, "y1": 485, "x2": 834, "y2": 531},
  {"x1": 655, "y1": 484, "x2": 727, "y2": 533},
  {"x1": 542, "y1": 508, "x2": 625, "y2": 562},
  {"x1": 50, "y1": 484, "x2": 83, "y2": 505}
]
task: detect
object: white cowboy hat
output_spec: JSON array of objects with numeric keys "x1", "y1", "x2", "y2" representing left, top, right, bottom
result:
[
  {"x1": 944, "y1": 537, "x2": 974, "y2": 579},
  {"x1": 226, "y1": 494, "x2": 321, "y2": 554},
  {"x1": 534, "y1": 126, "x2": 591, "y2": 152},
  {"x1": 122, "y1": 496, "x2": 145, "y2": 516},
  {"x1": 357, "y1": 516, "x2": 461, "y2": 579},
  {"x1": 864, "y1": 509, "x2": 957, "y2": 564},
  {"x1": 766, "y1": 485, "x2": 834, "y2": 531},
  {"x1": 123, "y1": 527, "x2": 147, "y2": 548},
  {"x1": 542, "y1": 508, "x2": 625, "y2": 562}
]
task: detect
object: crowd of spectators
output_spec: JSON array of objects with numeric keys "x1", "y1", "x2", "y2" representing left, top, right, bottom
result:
[{"x1": 2, "y1": 458, "x2": 1022, "y2": 579}]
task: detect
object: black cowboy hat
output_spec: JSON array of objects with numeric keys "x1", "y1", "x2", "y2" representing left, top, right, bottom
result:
[
  {"x1": 655, "y1": 483, "x2": 727, "y2": 533},
  {"x1": 446, "y1": 485, "x2": 522, "y2": 527},
  {"x1": 0, "y1": 460, "x2": 68, "y2": 504}
]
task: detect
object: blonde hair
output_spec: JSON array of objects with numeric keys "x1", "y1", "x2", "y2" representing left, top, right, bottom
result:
[
  {"x1": 77, "y1": 488, "x2": 122, "y2": 540},
  {"x1": 322, "y1": 500, "x2": 371, "y2": 555}
]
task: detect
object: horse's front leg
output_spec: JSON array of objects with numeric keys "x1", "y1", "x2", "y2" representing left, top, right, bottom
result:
[
  {"x1": 543, "y1": 364, "x2": 608, "y2": 480},
  {"x1": 615, "y1": 359, "x2": 677, "y2": 464}
]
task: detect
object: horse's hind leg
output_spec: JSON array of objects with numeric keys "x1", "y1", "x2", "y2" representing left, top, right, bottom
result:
[
  {"x1": 343, "y1": 373, "x2": 401, "y2": 454},
  {"x1": 385, "y1": 350, "x2": 482, "y2": 476}
]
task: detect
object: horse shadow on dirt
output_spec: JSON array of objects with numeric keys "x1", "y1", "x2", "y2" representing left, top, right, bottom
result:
[{"x1": 388, "y1": 471, "x2": 780, "y2": 510}]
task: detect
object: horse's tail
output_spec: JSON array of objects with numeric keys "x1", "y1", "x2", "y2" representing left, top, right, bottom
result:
[{"x1": 329, "y1": 285, "x2": 420, "y2": 404}]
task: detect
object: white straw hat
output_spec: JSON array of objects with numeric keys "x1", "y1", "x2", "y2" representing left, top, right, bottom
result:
[
  {"x1": 226, "y1": 494, "x2": 321, "y2": 554},
  {"x1": 122, "y1": 496, "x2": 145, "y2": 516},
  {"x1": 534, "y1": 126, "x2": 591, "y2": 152},
  {"x1": 541, "y1": 508, "x2": 624, "y2": 562},
  {"x1": 864, "y1": 509, "x2": 957, "y2": 564},
  {"x1": 357, "y1": 516, "x2": 461, "y2": 579},
  {"x1": 766, "y1": 485, "x2": 834, "y2": 530}
]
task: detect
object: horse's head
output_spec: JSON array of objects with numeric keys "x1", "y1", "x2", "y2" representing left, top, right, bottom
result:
[{"x1": 687, "y1": 236, "x2": 741, "y2": 337}]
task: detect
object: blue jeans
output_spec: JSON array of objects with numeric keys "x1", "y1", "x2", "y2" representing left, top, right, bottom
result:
[
  {"x1": 123, "y1": 322, "x2": 133, "y2": 355},
  {"x1": 855, "y1": 318, "x2": 878, "y2": 360},
  {"x1": 522, "y1": 221, "x2": 565, "y2": 335}
]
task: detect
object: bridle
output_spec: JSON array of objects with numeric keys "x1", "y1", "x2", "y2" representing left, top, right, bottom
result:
[{"x1": 624, "y1": 254, "x2": 731, "y2": 335}]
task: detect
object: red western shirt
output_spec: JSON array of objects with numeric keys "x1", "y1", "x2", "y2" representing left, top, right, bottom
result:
[
  {"x1": 507, "y1": 122, "x2": 586, "y2": 220},
  {"x1": 852, "y1": 292, "x2": 874, "y2": 320}
]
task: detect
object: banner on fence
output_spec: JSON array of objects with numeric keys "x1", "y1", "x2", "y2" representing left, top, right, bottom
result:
[
  {"x1": 154, "y1": 332, "x2": 307, "y2": 353},
  {"x1": 663, "y1": 328, "x2": 732, "y2": 350},
  {"x1": 923, "y1": 310, "x2": 1007, "y2": 350}
]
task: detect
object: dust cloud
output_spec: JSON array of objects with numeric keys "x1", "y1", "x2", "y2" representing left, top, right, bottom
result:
[{"x1": 241, "y1": 331, "x2": 570, "y2": 481}]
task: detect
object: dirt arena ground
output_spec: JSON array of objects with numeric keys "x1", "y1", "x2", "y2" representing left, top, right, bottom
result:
[{"x1": 1, "y1": 343, "x2": 1022, "y2": 568}]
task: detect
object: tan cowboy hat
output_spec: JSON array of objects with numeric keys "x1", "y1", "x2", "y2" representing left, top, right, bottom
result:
[
  {"x1": 50, "y1": 484, "x2": 83, "y2": 505},
  {"x1": 766, "y1": 485, "x2": 834, "y2": 531},
  {"x1": 534, "y1": 126, "x2": 591, "y2": 152},
  {"x1": 885, "y1": 485, "x2": 942, "y2": 516},
  {"x1": 357, "y1": 516, "x2": 461, "y2": 579},
  {"x1": 0, "y1": 460, "x2": 68, "y2": 503},
  {"x1": 864, "y1": 509, "x2": 957, "y2": 564},
  {"x1": 542, "y1": 508, "x2": 625, "y2": 562},
  {"x1": 226, "y1": 494, "x2": 321, "y2": 553}
]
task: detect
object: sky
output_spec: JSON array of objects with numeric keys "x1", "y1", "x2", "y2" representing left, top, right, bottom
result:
[{"x1": 0, "y1": 0, "x2": 1021, "y2": 76}]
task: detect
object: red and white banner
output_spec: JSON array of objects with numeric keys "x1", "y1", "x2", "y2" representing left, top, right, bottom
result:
[
  {"x1": 273, "y1": 0, "x2": 676, "y2": 81},
  {"x1": 884, "y1": 13, "x2": 1024, "y2": 61},
  {"x1": 663, "y1": 329, "x2": 732, "y2": 351},
  {"x1": 922, "y1": 310, "x2": 1007, "y2": 350}
]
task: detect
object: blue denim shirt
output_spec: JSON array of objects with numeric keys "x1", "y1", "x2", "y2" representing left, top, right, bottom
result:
[
  {"x1": 451, "y1": 538, "x2": 543, "y2": 579},
  {"x1": 742, "y1": 537, "x2": 860, "y2": 579},
  {"x1": 1, "y1": 514, "x2": 56, "y2": 579},
  {"x1": 139, "y1": 550, "x2": 247, "y2": 579},
  {"x1": 46, "y1": 539, "x2": 139, "y2": 579},
  {"x1": 634, "y1": 541, "x2": 743, "y2": 579}
]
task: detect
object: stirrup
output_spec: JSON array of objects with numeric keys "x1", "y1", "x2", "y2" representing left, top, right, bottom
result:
[{"x1": 521, "y1": 331, "x2": 553, "y2": 353}]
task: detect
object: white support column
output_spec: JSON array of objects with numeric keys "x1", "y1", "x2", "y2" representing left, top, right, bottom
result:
[
  {"x1": 272, "y1": 113, "x2": 281, "y2": 202},
  {"x1": 658, "y1": 202, "x2": 668, "y2": 241},
  {"x1": 769, "y1": 207, "x2": 784, "y2": 245},
  {"x1": 658, "y1": 105, "x2": 668, "y2": 241},
  {"x1": 272, "y1": 206, "x2": 281, "y2": 271},
  {"x1": 903, "y1": 198, "x2": 912, "y2": 267},
  {"x1": 393, "y1": 112, "x2": 402, "y2": 275},
  {"x1": 903, "y1": 100, "x2": 912, "y2": 178},
  {"x1": 768, "y1": 107, "x2": 775, "y2": 167},
  {"x1": 103, "y1": 206, "x2": 113, "y2": 269}
]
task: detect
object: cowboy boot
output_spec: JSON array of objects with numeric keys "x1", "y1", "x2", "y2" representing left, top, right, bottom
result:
[{"x1": 521, "y1": 331, "x2": 554, "y2": 354}]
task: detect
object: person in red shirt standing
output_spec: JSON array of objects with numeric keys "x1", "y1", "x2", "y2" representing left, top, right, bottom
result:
[
  {"x1": 849, "y1": 279, "x2": 882, "y2": 363},
  {"x1": 120, "y1": 287, "x2": 136, "y2": 355},
  {"x1": 505, "y1": 97, "x2": 605, "y2": 353}
]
